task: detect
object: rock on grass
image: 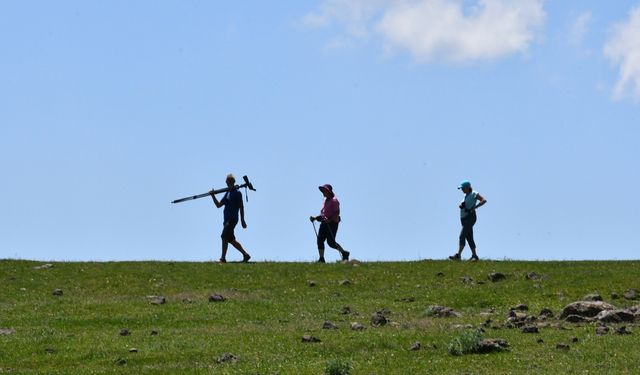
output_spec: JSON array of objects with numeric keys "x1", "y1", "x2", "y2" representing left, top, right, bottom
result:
[
  {"x1": 148, "y1": 296, "x2": 166, "y2": 305},
  {"x1": 489, "y1": 273, "x2": 506, "y2": 282},
  {"x1": 301, "y1": 335, "x2": 321, "y2": 343},
  {"x1": 624, "y1": 289, "x2": 638, "y2": 300},
  {"x1": 208, "y1": 294, "x2": 225, "y2": 302},
  {"x1": 52, "y1": 289, "x2": 63, "y2": 296},
  {"x1": 426, "y1": 305, "x2": 461, "y2": 318},
  {"x1": 217, "y1": 353, "x2": 239, "y2": 364},
  {"x1": 0, "y1": 328, "x2": 16, "y2": 336},
  {"x1": 322, "y1": 321, "x2": 338, "y2": 330},
  {"x1": 350, "y1": 322, "x2": 365, "y2": 331},
  {"x1": 559, "y1": 301, "x2": 616, "y2": 320}
]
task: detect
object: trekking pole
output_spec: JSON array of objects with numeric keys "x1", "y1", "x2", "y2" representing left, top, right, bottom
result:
[{"x1": 310, "y1": 217, "x2": 318, "y2": 238}]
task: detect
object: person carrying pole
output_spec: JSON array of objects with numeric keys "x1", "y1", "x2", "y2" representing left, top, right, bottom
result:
[
  {"x1": 449, "y1": 180, "x2": 487, "y2": 262},
  {"x1": 210, "y1": 174, "x2": 251, "y2": 263},
  {"x1": 310, "y1": 184, "x2": 350, "y2": 263}
]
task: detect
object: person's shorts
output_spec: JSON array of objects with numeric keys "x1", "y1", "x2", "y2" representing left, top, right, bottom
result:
[{"x1": 221, "y1": 220, "x2": 238, "y2": 242}]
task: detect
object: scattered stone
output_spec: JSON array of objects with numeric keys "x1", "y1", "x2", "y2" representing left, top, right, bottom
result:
[
  {"x1": 559, "y1": 301, "x2": 616, "y2": 320},
  {"x1": 460, "y1": 276, "x2": 473, "y2": 284},
  {"x1": 426, "y1": 305, "x2": 461, "y2": 318},
  {"x1": 596, "y1": 326, "x2": 610, "y2": 336},
  {"x1": 623, "y1": 289, "x2": 638, "y2": 300},
  {"x1": 301, "y1": 334, "x2": 321, "y2": 343},
  {"x1": 182, "y1": 298, "x2": 192, "y2": 304},
  {"x1": 217, "y1": 353, "x2": 239, "y2": 364},
  {"x1": 33, "y1": 263, "x2": 53, "y2": 270},
  {"x1": 208, "y1": 294, "x2": 225, "y2": 302},
  {"x1": 114, "y1": 358, "x2": 127, "y2": 366},
  {"x1": 339, "y1": 279, "x2": 351, "y2": 286},
  {"x1": 556, "y1": 343, "x2": 570, "y2": 351},
  {"x1": 478, "y1": 338, "x2": 509, "y2": 353},
  {"x1": 596, "y1": 309, "x2": 635, "y2": 323},
  {"x1": 571, "y1": 337, "x2": 578, "y2": 343},
  {"x1": 396, "y1": 297, "x2": 416, "y2": 302},
  {"x1": 52, "y1": 289, "x2": 63, "y2": 296},
  {"x1": 45, "y1": 347, "x2": 55, "y2": 354},
  {"x1": 322, "y1": 321, "x2": 338, "y2": 330},
  {"x1": 128, "y1": 348, "x2": 138, "y2": 353},
  {"x1": 525, "y1": 272, "x2": 539, "y2": 280},
  {"x1": 539, "y1": 308, "x2": 554, "y2": 318},
  {"x1": 520, "y1": 326, "x2": 539, "y2": 333},
  {"x1": 0, "y1": 328, "x2": 16, "y2": 336},
  {"x1": 511, "y1": 304, "x2": 529, "y2": 311},
  {"x1": 489, "y1": 273, "x2": 506, "y2": 282},
  {"x1": 536, "y1": 338, "x2": 544, "y2": 344},
  {"x1": 435, "y1": 272, "x2": 445, "y2": 277},
  {"x1": 341, "y1": 306, "x2": 352, "y2": 315},
  {"x1": 371, "y1": 312, "x2": 388, "y2": 327},
  {"x1": 615, "y1": 326, "x2": 631, "y2": 335},
  {"x1": 506, "y1": 311, "x2": 536, "y2": 328},
  {"x1": 350, "y1": 322, "x2": 365, "y2": 331},
  {"x1": 307, "y1": 280, "x2": 317, "y2": 287},
  {"x1": 409, "y1": 342, "x2": 421, "y2": 351},
  {"x1": 150, "y1": 330, "x2": 159, "y2": 336},
  {"x1": 583, "y1": 293, "x2": 603, "y2": 302},
  {"x1": 533, "y1": 284, "x2": 543, "y2": 289},
  {"x1": 119, "y1": 329, "x2": 130, "y2": 336},
  {"x1": 611, "y1": 292, "x2": 620, "y2": 300},
  {"x1": 148, "y1": 296, "x2": 166, "y2": 305}
]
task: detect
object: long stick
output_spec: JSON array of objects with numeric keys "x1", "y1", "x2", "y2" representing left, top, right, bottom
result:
[{"x1": 172, "y1": 176, "x2": 256, "y2": 204}]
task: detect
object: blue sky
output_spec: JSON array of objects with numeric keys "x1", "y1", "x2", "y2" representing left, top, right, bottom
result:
[{"x1": 1, "y1": 1, "x2": 639, "y2": 261}]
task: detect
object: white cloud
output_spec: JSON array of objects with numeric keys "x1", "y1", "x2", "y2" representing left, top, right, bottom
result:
[
  {"x1": 604, "y1": 6, "x2": 640, "y2": 101},
  {"x1": 304, "y1": 0, "x2": 546, "y2": 63},
  {"x1": 569, "y1": 11, "x2": 592, "y2": 47}
]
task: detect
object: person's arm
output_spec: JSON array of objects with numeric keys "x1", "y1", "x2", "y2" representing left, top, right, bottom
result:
[
  {"x1": 210, "y1": 190, "x2": 224, "y2": 208},
  {"x1": 474, "y1": 193, "x2": 487, "y2": 210}
]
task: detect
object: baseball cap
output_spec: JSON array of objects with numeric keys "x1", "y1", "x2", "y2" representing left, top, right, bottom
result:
[{"x1": 458, "y1": 180, "x2": 471, "y2": 189}]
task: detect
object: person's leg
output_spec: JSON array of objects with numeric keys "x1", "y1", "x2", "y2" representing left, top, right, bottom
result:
[
  {"x1": 450, "y1": 218, "x2": 467, "y2": 260},
  {"x1": 466, "y1": 215, "x2": 478, "y2": 259},
  {"x1": 229, "y1": 240, "x2": 251, "y2": 262},
  {"x1": 317, "y1": 223, "x2": 328, "y2": 262},
  {"x1": 220, "y1": 221, "x2": 237, "y2": 262},
  {"x1": 220, "y1": 240, "x2": 229, "y2": 262},
  {"x1": 326, "y1": 222, "x2": 349, "y2": 260}
]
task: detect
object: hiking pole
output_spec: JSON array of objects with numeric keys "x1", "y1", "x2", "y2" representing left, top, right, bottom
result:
[
  {"x1": 172, "y1": 175, "x2": 256, "y2": 204},
  {"x1": 310, "y1": 217, "x2": 319, "y2": 238}
]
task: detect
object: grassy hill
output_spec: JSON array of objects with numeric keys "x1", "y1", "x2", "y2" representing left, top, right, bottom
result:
[{"x1": 1, "y1": 259, "x2": 639, "y2": 374}]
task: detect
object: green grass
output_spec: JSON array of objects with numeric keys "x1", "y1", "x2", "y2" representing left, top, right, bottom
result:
[{"x1": 1, "y1": 259, "x2": 639, "y2": 374}]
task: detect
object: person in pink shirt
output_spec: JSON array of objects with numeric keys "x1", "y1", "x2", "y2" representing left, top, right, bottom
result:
[{"x1": 310, "y1": 184, "x2": 350, "y2": 263}]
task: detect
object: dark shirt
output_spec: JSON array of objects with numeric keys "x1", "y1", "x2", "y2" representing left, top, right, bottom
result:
[{"x1": 221, "y1": 189, "x2": 242, "y2": 222}]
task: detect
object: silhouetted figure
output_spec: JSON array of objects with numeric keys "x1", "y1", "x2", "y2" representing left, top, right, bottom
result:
[
  {"x1": 449, "y1": 180, "x2": 487, "y2": 262},
  {"x1": 210, "y1": 174, "x2": 251, "y2": 263},
  {"x1": 310, "y1": 184, "x2": 349, "y2": 263}
]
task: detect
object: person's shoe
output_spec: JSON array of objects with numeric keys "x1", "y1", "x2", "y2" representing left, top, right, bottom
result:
[
  {"x1": 242, "y1": 254, "x2": 251, "y2": 263},
  {"x1": 448, "y1": 254, "x2": 461, "y2": 261},
  {"x1": 218, "y1": 258, "x2": 227, "y2": 263},
  {"x1": 469, "y1": 255, "x2": 479, "y2": 262},
  {"x1": 317, "y1": 257, "x2": 326, "y2": 263},
  {"x1": 341, "y1": 250, "x2": 350, "y2": 261}
]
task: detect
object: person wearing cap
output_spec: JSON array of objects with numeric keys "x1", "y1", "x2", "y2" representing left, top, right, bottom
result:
[
  {"x1": 210, "y1": 174, "x2": 251, "y2": 263},
  {"x1": 310, "y1": 184, "x2": 350, "y2": 263},
  {"x1": 449, "y1": 180, "x2": 487, "y2": 261}
]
